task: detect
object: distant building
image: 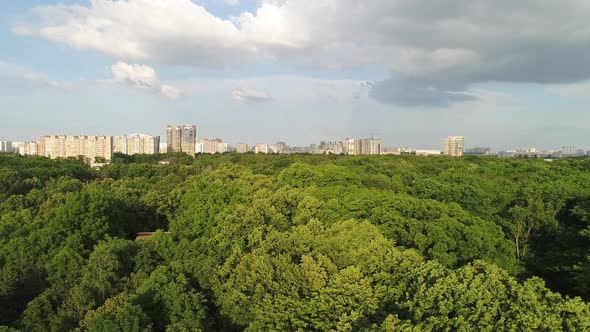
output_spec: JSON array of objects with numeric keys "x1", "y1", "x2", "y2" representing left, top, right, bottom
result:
[
  {"x1": 562, "y1": 146, "x2": 577, "y2": 156},
  {"x1": 166, "y1": 125, "x2": 196, "y2": 156},
  {"x1": 38, "y1": 135, "x2": 113, "y2": 162},
  {"x1": 276, "y1": 142, "x2": 289, "y2": 154},
  {"x1": 17, "y1": 141, "x2": 40, "y2": 156},
  {"x1": 497, "y1": 151, "x2": 516, "y2": 158},
  {"x1": 559, "y1": 147, "x2": 585, "y2": 157},
  {"x1": 360, "y1": 138, "x2": 382, "y2": 155},
  {"x1": 218, "y1": 143, "x2": 229, "y2": 154},
  {"x1": 159, "y1": 143, "x2": 168, "y2": 154},
  {"x1": 197, "y1": 138, "x2": 228, "y2": 154},
  {"x1": 381, "y1": 147, "x2": 401, "y2": 155},
  {"x1": 319, "y1": 141, "x2": 344, "y2": 154},
  {"x1": 542, "y1": 149, "x2": 559, "y2": 155},
  {"x1": 113, "y1": 134, "x2": 160, "y2": 155},
  {"x1": 236, "y1": 143, "x2": 249, "y2": 153},
  {"x1": 14, "y1": 142, "x2": 25, "y2": 155},
  {"x1": 0, "y1": 141, "x2": 12, "y2": 153},
  {"x1": 515, "y1": 147, "x2": 537, "y2": 154},
  {"x1": 415, "y1": 150, "x2": 441, "y2": 156},
  {"x1": 255, "y1": 144, "x2": 271, "y2": 154},
  {"x1": 443, "y1": 136, "x2": 464, "y2": 157},
  {"x1": 291, "y1": 146, "x2": 316, "y2": 154},
  {"x1": 83, "y1": 136, "x2": 112, "y2": 161},
  {"x1": 344, "y1": 138, "x2": 359, "y2": 155},
  {"x1": 513, "y1": 147, "x2": 539, "y2": 158},
  {"x1": 465, "y1": 147, "x2": 492, "y2": 155},
  {"x1": 344, "y1": 138, "x2": 381, "y2": 155}
]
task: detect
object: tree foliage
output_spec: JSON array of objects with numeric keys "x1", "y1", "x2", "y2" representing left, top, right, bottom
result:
[{"x1": 1, "y1": 153, "x2": 590, "y2": 330}]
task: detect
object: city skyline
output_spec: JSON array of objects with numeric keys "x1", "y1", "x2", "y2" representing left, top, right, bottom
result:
[
  {"x1": 3, "y1": 127, "x2": 589, "y2": 158},
  {"x1": 1, "y1": 117, "x2": 589, "y2": 152},
  {"x1": 1, "y1": 128, "x2": 589, "y2": 154}
]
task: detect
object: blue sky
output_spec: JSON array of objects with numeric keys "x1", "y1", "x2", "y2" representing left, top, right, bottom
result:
[{"x1": 1, "y1": 0, "x2": 590, "y2": 150}]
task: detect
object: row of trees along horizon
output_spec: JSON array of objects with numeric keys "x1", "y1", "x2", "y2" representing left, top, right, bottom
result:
[{"x1": 1, "y1": 152, "x2": 590, "y2": 330}]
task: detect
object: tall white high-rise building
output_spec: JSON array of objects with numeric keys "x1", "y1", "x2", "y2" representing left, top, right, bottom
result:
[
  {"x1": 344, "y1": 138, "x2": 359, "y2": 155},
  {"x1": 360, "y1": 138, "x2": 382, "y2": 155},
  {"x1": 562, "y1": 146, "x2": 577, "y2": 156},
  {"x1": 113, "y1": 134, "x2": 160, "y2": 155},
  {"x1": 0, "y1": 141, "x2": 13, "y2": 153},
  {"x1": 443, "y1": 136, "x2": 465, "y2": 157},
  {"x1": 166, "y1": 125, "x2": 196, "y2": 156},
  {"x1": 343, "y1": 138, "x2": 381, "y2": 155}
]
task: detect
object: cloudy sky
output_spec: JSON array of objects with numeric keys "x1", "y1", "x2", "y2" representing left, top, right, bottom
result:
[{"x1": 1, "y1": 0, "x2": 590, "y2": 150}]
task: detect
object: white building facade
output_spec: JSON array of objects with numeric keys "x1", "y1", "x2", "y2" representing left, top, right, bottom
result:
[
  {"x1": 113, "y1": 134, "x2": 160, "y2": 155},
  {"x1": 443, "y1": 136, "x2": 465, "y2": 157},
  {"x1": 0, "y1": 141, "x2": 12, "y2": 153}
]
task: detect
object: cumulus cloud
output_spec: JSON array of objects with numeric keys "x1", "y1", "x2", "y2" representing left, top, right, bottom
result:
[
  {"x1": 232, "y1": 87, "x2": 272, "y2": 102},
  {"x1": 15, "y1": 0, "x2": 590, "y2": 106},
  {"x1": 26, "y1": 0, "x2": 254, "y2": 66},
  {"x1": 0, "y1": 61, "x2": 180, "y2": 98},
  {"x1": 111, "y1": 61, "x2": 182, "y2": 99}
]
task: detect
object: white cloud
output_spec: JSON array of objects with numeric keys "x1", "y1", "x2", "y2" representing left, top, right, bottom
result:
[
  {"x1": 15, "y1": 0, "x2": 590, "y2": 106},
  {"x1": 160, "y1": 84, "x2": 183, "y2": 99},
  {"x1": 27, "y1": 0, "x2": 256, "y2": 66},
  {"x1": 0, "y1": 60, "x2": 180, "y2": 98},
  {"x1": 232, "y1": 87, "x2": 272, "y2": 102},
  {"x1": 111, "y1": 61, "x2": 182, "y2": 99},
  {"x1": 19, "y1": 0, "x2": 590, "y2": 75},
  {"x1": 111, "y1": 62, "x2": 160, "y2": 88}
]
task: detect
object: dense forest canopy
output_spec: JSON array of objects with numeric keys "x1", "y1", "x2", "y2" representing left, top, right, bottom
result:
[{"x1": 1, "y1": 152, "x2": 590, "y2": 331}]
